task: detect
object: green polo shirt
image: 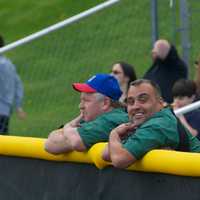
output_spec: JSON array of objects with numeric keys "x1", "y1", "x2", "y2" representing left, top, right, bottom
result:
[
  {"x1": 78, "y1": 108, "x2": 129, "y2": 148},
  {"x1": 122, "y1": 108, "x2": 200, "y2": 160}
]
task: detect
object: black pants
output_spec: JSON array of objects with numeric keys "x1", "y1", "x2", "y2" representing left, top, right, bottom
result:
[{"x1": 0, "y1": 115, "x2": 9, "y2": 134}]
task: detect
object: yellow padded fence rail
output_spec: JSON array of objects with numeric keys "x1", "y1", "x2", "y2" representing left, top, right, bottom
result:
[
  {"x1": 1, "y1": 135, "x2": 200, "y2": 177},
  {"x1": 0, "y1": 135, "x2": 91, "y2": 163}
]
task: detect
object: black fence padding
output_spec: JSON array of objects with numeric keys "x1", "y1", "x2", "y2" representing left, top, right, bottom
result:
[{"x1": 0, "y1": 155, "x2": 200, "y2": 200}]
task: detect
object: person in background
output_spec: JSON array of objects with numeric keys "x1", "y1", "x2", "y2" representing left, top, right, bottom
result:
[
  {"x1": 44, "y1": 74, "x2": 128, "y2": 154},
  {"x1": 111, "y1": 61, "x2": 137, "y2": 103},
  {"x1": 0, "y1": 35, "x2": 26, "y2": 134},
  {"x1": 102, "y1": 79, "x2": 200, "y2": 168},
  {"x1": 144, "y1": 39, "x2": 188, "y2": 104},
  {"x1": 172, "y1": 79, "x2": 200, "y2": 140}
]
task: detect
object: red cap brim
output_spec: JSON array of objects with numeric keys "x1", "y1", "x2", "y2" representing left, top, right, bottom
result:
[{"x1": 72, "y1": 83, "x2": 96, "y2": 93}]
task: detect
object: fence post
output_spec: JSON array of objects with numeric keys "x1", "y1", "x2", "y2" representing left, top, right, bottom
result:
[
  {"x1": 179, "y1": 0, "x2": 190, "y2": 71},
  {"x1": 151, "y1": 0, "x2": 159, "y2": 47},
  {"x1": 170, "y1": 0, "x2": 177, "y2": 44}
]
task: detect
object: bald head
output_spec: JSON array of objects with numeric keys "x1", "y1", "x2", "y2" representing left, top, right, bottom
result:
[{"x1": 152, "y1": 39, "x2": 171, "y2": 60}]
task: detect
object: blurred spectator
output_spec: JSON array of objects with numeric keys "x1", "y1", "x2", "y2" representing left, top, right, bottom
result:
[
  {"x1": 144, "y1": 39, "x2": 188, "y2": 104},
  {"x1": 0, "y1": 35, "x2": 26, "y2": 134},
  {"x1": 111, "y1": 61, "x2": 137, "y2": 103},
  {"x1": 172, "y1": 79, "x2": 200, "y2": 139}
]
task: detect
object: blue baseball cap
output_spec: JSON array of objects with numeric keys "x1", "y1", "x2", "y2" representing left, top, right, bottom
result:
[{"x1": 72, "y1": 74, "x2": 122, "y2": 101}]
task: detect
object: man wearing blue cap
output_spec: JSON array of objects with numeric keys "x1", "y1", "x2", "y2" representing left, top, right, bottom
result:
[{"x1": 45, "y1": 74, "x2": 129, "y2": 154}]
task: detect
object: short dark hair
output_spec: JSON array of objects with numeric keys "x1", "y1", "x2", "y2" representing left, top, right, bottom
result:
[
  {"x1": 172, "y1": 79, "x2": 197, "y2": 98},
  {"x1": 0, "y1": 35, "x2": 5, "y2": 47},
  {"x1": 130, "y1": 79, "x2": 162, "y2": 98}
]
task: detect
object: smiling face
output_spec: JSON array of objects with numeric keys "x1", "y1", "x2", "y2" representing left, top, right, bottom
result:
[{"x1": 126, "y1": 83, "x2": 163, "y2": 126}]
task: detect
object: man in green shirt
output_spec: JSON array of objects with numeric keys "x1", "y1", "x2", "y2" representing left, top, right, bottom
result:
[
  {"x1": 45, "y1": 74, "x2": 128, "y2": 154},
  {"x1": 103, "y1": 79, "x2": 200, "y2": 168}
]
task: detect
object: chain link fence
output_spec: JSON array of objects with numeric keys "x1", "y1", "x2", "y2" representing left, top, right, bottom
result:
[{"x1": 2, "y1": 0, "x2": 200, "y2": 137}]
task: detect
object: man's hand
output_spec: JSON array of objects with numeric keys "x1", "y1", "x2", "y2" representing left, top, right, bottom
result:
[
  {"x1": 102, "y1": 144, "x2": 111, "y2": 162},
  {"x1": 65, "y1": 113, "x2": 83, "y2": 128},
  {"x1": 111, "y1": 122, "x2": 137, "y2": 139},
  {"x1": 44, "y1": 128, "x2": 72, "y2": 154},
  {"x1": 108, "y1": 123, "x2": 137, "y2": 168},
  {"x1": 16, "y1": 107, "x2": 27, "y2": 120}
]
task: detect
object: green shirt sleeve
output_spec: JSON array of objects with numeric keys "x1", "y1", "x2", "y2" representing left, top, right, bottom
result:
[
  {"x1": 122, "y1": 107, "x2": 200, "y2": 159},
  {"x1": 78, "y1": 117, "x2": 111, "y2": 148},
  {"x1": 78, "y1": 109, "x2": 129, "y2": 148},
  {"x1": 122, "y1": 120, "x2": 179, "y2": 160},
  {"x1": 122, "y1": 126, "x2": 163, "y2": 159}
]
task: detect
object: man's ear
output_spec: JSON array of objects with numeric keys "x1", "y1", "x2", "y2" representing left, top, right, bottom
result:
[
  {"x1": 158, "y1": 96, "x2": 165, "y2": 105},
  {"x1": 102, "y1": 97, "x2": 111, "y2": 111}
]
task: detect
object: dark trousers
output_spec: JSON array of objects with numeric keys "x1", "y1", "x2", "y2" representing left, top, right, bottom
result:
[{"x1": 0, "y1": 115, "x2": 9, "y2": 134}]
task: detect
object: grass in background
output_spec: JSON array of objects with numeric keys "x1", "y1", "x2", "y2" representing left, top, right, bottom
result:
[
  {"x1": 1, "y1": 0, "x2": 199, "y2": 137},
  {"x1": 0, "y1": 0, "x2": 105, "y2": 42}
]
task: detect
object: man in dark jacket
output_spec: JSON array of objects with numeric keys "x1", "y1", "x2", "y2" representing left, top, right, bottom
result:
[{"x1": 144, "y1": 39, "x2": 188, "y2": 103}]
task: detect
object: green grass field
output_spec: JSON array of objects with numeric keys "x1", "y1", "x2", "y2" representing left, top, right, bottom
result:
[{"x1": 0, "y1": 0, "x2": 199, "y2": 137}]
